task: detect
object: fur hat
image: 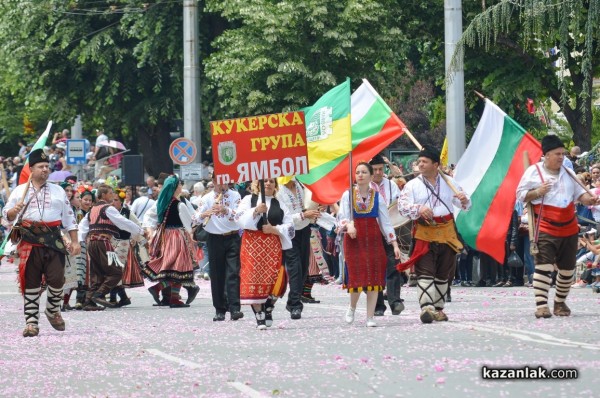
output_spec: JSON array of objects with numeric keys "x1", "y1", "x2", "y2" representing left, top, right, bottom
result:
[
  {"x1": 541, "y1": 135, "x2": 565, "y2": 155},
  {"x1": 418, "y1": 147, "x2": 441, "y2": 164},
  {"x1": 28, "y1": 148, "x2": 49, "y2": 167}
]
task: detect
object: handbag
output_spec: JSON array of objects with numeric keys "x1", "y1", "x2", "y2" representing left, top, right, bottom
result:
[
  {"x1": 193, "y1": 223, "x2": 209, "y2": 242},
  {"x1": 507, "y1": 251, "x2": 524, "y2": 268}
]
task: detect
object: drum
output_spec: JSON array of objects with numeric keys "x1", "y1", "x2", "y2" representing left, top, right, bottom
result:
[{"x1": 388, "y1": 201, "x2": 410, "y2": 228}]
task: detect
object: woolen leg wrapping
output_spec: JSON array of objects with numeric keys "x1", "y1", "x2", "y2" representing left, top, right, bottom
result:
[{"x1": 533, "y1": 263, "x2": 553, "y2": 309}]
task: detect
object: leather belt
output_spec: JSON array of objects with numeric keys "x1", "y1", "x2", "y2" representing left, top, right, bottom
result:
[{"x1": 432, "y1": 214, "x2": 453, "y2": 223}]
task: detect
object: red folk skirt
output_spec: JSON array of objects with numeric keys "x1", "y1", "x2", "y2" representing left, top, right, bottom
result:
[
  {"x1": 343, "y1": 217, "x2": 387, "y2": 293},
  {"x1": 240, "y1": 230, "x2": 286, "y2": 305},
  {"x1": 143, "y1": 227, "x2": 195, "y2": 286}
]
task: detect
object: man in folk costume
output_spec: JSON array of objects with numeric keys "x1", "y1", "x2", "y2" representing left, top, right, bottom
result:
[
  {"x1": 516, "y1": 135, "x2": 600, "y2": 318},
  {"x1": 194, "y1": 174, "x2": 244, "y2": 321},
  {"x1": 276, "y1": 176, "x2": 321, "y2": 319},
  {"x1": 369, "y1": 154, "x2": 404, "y2": 316},
  {"x1": 398, "y1": 147, "x2": 470, "y2": 323},
  {"x1": 2, "y1": 148, "x2": 80, "y2": 337},
  {"x1": 78, "y1": 185, "x2": 143, "y2": 309}
]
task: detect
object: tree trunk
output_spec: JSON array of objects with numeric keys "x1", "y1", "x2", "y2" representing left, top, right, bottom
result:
[
  {"x1": 137, "y1": 122, "x2": 174, "y2": 178},
  {"x1": 561, "y1": 70, "x2": 594, "y2": 151}
]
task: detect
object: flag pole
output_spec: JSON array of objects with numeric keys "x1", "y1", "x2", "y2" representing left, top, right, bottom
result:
[
  {"x1": 348, "y1": 151, "x2": 353, "y2": 222},
  {"x1": 402, "y1": 126, "x2": 460, "y2": 195},
  {"x1": 522, "y1": 151, "x2": 539, "y2": 254}
]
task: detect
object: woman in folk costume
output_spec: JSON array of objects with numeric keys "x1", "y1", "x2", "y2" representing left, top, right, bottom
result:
[
  {"x1": 143, "y1": 175, "x2": 196, "y2": 308},
  {"x1": 73, "y1": 187, "x2": 94, "y2": 309},
  {"x1": 59, "y1": 182, "x2": 79, "y2": 311},
  {"x1": 107, "y1": 187, "x2": 143, "y2": 307},
  {"x1": 236, "y1": 179, "x2": 294, "y2": 330},
  {"x1": 338, "y1": 162, "x2": 401, "y2": 327}
]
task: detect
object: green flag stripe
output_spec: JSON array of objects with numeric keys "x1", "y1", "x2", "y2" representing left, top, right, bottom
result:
[
  {"x1": 304, "y1": 79, "x2": 350, "y2": 122},
  {"x1": 297, "y1": 153, "x2": 347, "y2": 185}
]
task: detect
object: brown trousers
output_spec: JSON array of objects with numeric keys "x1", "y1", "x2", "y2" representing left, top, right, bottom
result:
[
  {"x1": 415, "y1": 242, "x2": 457, "y2": 280},
  {"x1": 534, "y1": 232, "x2": 578, "y2": 270},
  {"x1": 85, "y1": 240, "x2": 123, "y2": 299},
  {"x1": 24, "y1": 246, "x2": 66, "y2": 289}
]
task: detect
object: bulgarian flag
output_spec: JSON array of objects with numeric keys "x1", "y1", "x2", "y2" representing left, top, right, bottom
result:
[
  {"x1": 18, "y1": 121, "x2": 53, "y2": 184},
  {"x1": 298, "y1": 79, "x2": 406, "y2": 204},
  {"x1": 454, "y1": 100, "x2": 541, "y2": 263}
]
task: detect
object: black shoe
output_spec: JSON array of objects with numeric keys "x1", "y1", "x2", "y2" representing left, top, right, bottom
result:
[
  {"x1": 265, "y1": 311, "x2": 273, "y2": 327},
  {"x1": 169, "y1": 302, "x2": 191, "y2": 308},
  {"x1": 446, "y1": 293, "x2": 452, "y2": 302},
  {"x1": 148, "y1": 286, "x2": 160, "y2": 305},
  {"x1": 301, "y1": 296, "x2": 321, "y2": 304},
  {"x1": 186, "y1": 285, "x2": 200, "y2": 305},
  {"x1": 230, "y1": 311, "x2": 244, "y2": 321},
  {"x1": 476, "y1": 279, "x2": 486, "y2": 287},
  {"x1": 91, "y1": 296, "x2": 117, "y2": 308},
  {"x1": 213, "y1": 312, "x2": 226, "y2": 322},
  {"x1": 374, "y1": 309, "x2": 385, "y2": 317},
  {"x1": 391, "y1": 301, "x2": 405, "y2": 315},
  {"x1": 290, "y1": 308, "x2": 302, "y2": 320},
  {"x1": 117, "y1": 297, "x2": 132, "y2": 307}
]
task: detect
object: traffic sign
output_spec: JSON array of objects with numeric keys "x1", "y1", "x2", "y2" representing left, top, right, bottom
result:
[
  {"x1": 66, "y1": 139, "x2": 88, "y2": 165},
  {"x1": 169, "y1": 138, "x2": 197, "y2": 165}
]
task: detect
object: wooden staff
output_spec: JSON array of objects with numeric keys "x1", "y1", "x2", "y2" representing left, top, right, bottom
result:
[
  {"x1": 562, "y1": 165, "x2": 596, "y2": 197},
  {"x1": 523, "y1": 151, "x2": 539, "y2": 254},
  {"x1": 402, "y1": 126, "x2": 461, "y2": 195}
]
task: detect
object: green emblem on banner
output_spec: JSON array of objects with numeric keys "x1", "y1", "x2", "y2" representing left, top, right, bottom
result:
[{"x1": 218, "y1": 141, "x2": 237, "y2": 166}]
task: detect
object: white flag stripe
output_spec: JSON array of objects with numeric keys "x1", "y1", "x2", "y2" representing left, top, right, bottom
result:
[
  {"x1": 454, "y1": 99, "x2": 506, "y2": 196},
  {"x1": 350, "y1": 83, "x2": 376, "y2": 126}
]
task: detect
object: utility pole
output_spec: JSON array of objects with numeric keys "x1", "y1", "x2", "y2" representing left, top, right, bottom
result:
[
  {"x1": 444, "y1": 0, "x2": 465, "y2": 165},
  {"x1": 183, "y1": 0, "x2": 202, "y2": 162}
]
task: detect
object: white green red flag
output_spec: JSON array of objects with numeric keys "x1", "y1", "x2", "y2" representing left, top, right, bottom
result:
[
  {"x1": 454, "y1": 100, "x2": 542, "y2": 263},
  {"x1": 18, "y1": 121, "x2": 53, "y2": 184},
  {"x1": 298, "y1": 79, "x2": 406, "y2": 204}
]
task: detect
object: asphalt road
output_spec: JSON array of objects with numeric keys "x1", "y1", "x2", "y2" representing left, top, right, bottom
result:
[{"x1": 0, "y1": 258, "x2": 598, "y2": 398}]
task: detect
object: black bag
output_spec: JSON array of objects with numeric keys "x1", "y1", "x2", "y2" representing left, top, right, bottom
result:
[
  {"x1": 507, "y1": 251, "x2": 524, "y2": 268},
  {"x1": 193, "y1": 223, "x2": 209, "y2": 242}
]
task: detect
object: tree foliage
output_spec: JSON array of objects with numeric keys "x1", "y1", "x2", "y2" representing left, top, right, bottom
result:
[
  {"x1": 451, "y1": 0, "x2": 600, "y2": 150},
  {"x1": 0, "y1": 0, "x2": 185, "y2": 175},
  {"x1": 204, "y1": 0, "x2": 406, "y2": 118}
]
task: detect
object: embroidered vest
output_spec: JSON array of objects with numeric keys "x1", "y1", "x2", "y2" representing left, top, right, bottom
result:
[
  {"x1": 250, "y1": 194, "x2": 284, "y2": 228},
  {"x1": 88, "y1": 204, "x2": 120, "y2": 238}
]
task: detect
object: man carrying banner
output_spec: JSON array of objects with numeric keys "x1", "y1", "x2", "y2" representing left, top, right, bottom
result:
[
  {"x1": 398, "y1": 147, "x2": 471, "y2": 323},
  {"x1": 2, "y1": 148, "x2": 80, "y2": 337},
  {"x1": 516, "y1": 135, "x2": 600, "y2": 319}
]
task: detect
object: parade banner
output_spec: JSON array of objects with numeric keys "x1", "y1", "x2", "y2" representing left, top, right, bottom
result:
[{"x1": 210, "y1": 111, "x2": 308, "y2": 184}]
